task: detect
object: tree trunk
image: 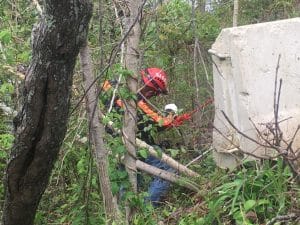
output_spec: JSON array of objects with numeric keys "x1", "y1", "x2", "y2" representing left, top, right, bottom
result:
[
  {"x1": 233, "y1": 0, "x2": 239, "y2": 27},
  {"x1": 122, "y1": 0, "x2": 143, "y2": 222},
  {"x1": 79, "y1": 43, "x2": 122, "y2": 224},
  {"x1": 2, "y1": 1, "x2": 92, "y2": 225}
]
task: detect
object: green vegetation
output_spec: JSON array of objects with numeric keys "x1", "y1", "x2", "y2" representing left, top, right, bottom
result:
[{"x1": 1, "y1": 0, "x2": 299, "y2": 224}]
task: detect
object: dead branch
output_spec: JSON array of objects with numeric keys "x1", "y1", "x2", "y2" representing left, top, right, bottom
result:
[
  {"x1": 100, "y1": 109, "x2": 199, "y2": 178},
  {"x1": 185, "y1": 148, "x2": 212, "y2": 167},
  {"x1": 266, "y1": 213, "x2": 300, "y2": 225},
  {"x1": 213, "y1": 125, "x2": 272, "y2": 160},
  {"x1": 221, "y1": 111, "x2": 271, "y2": 149},
  {"x1": 136, "y1": 160, "x2": 200, "y2": 192},
  {"x1": 136, "y1": 139, "x2": 199, "y2": 177}
]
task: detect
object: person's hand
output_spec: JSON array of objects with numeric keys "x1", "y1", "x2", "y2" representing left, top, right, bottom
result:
[
  {"x1": 171, "y1": 113, "x2": 192, "y2": 127},
  {"x1": 175, "y1": 113, "x2": 191, "y2": 122}
]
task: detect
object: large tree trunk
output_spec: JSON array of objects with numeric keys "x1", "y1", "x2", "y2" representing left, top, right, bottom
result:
[{"x1": 2, "y1": 1, "x2": 92, "y2": 225}]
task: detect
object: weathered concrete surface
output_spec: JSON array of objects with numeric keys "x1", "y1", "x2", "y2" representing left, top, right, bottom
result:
[{"x1": 210, "y1": 18, "x2": 300, "y2": 169}]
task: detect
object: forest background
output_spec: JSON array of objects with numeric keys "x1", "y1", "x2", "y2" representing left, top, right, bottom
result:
[{"x1": 0, "y1": 0, "x2": 300, "y2": 224}]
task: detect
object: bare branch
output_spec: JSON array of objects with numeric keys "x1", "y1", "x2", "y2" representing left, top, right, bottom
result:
[{"x1": 221, "y1": 111, "x2": 271, "y2": 148}]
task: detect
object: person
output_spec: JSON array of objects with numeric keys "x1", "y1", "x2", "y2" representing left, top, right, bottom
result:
[{"x1": 102, "y1": 67, "x2": 192, "y2": 205}]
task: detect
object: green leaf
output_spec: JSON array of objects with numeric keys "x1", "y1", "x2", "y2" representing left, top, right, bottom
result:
[
  {"x1": 17, "y1": 51, "x2": 30, "y2": 62},
  {"x1": 257, "y1": 199, "x2": 270, "y2": 205},
  {"x1": 116, "y1": 145, "x2": 125, "y2": 154},
  {"x1": 0, "y1": 83, "x2": 14, "y2": 94},
  {"x1": 169, "y1": 149, "x2": 179, "y2": 158},
  {"x1": 244, "y1": 199, "x2": 256, "y2": 211},
  {"x1": 139, "y1": 148, "x2": 148, "y2": 159},
  {"x1": 0, "y1": 29, "x2": 11, "y2": 44},
  {"x1": 111, "y1": 182, "x2": 119, "y2": 195}
]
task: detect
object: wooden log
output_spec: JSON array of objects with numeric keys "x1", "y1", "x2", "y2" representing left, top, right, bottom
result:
[
  {"x1": 136, "y1": 139, "x2": 199, "y2": 177},
  {"x1": 136, "y1": 160, "x2": 199, "y2": 192}
]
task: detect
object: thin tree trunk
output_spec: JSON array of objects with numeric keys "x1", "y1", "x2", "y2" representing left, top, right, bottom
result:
[
  {"x1": 79, "y1": 43, "x2": 122, "y2": 224},
  {"x1": 233, "y1": 0, "x2": 239, "y2": 27},
  {"x1": 2, "y1": 1, "x2": 92, "y2": 225},
  {"x1": 121, "y1": 0, "x2": 143, "y2": 222}
]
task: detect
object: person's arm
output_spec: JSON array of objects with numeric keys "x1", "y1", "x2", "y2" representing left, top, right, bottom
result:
[
  {"x1": 137, "y1": 100, "x2": 174, "y2": 127},
  {"x1": 172, "y1": 113, "x2": 192, "y2": 126}
]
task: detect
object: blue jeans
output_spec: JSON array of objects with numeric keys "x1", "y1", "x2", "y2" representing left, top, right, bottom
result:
[{"x1": 143, "y1": 153, "x2": 175, "y2": 206}]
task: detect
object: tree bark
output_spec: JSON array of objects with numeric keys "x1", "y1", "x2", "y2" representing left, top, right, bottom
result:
[
  {"x1": 3, "y1": 1, "x2": 92, "y2": 225},
  {"x1": 122, "y1": 0, "x2": 143, "y2": 222},
  {"x1": 79, "y1": 43, "x2": 122, "y2": 224},
  {"x1": 122, "y1": 0, "x2": 142, "y2": 193}
]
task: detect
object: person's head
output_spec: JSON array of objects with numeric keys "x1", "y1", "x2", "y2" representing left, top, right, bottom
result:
[{"x1": 140, "y1": 68, "x2": 168, "y2": 99}]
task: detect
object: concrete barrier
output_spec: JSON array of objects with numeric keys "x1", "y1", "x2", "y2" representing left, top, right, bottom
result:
[{"x1": 210, "y1": 18, "x2": 300, "y2": 169}]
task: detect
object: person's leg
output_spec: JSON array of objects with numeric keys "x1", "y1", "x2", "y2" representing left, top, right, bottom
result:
[
  {"x1": 145, "y1": 153, "x2": 175, "y2": 206},
  {"x1": 147, "y1": 176, "x2": 171, "y2": 206}
]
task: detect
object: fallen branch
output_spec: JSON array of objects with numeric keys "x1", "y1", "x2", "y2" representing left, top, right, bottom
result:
[
  {"x1": 136, "y1": 160, "x2": 200, "y2": 192},
  {"x1": 266, "y1": 213, "x2": 300, "y2": 225},
  {"x1": 136, "y1": 139, "x2": 199, "y2": 177}
]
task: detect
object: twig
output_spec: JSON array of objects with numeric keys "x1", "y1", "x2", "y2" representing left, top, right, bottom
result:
[
  {"x1": 249, "y1": 118, "x2": 275, "y2": 150},
  {"x1": 108, "y1": 0, "x2": 126, "y2": 113},
  {"x1": 213, "y1": 125, "x2": 271, "y2": 160},
  {"x1": 274, "y1": 54, "x2": 281, "y2": 146},
  {"x1": 185, "y1": 148, "x2": 212, "y2": 167},
  {"x1": 218, "y1": 54, "x2": 300, "y2": 184},
  {"x1": 221, "y1": 111, "x2": 271, "y2": 149}
]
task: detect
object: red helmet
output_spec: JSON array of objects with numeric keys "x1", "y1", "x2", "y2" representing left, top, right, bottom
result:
[{"x1": 140, "y1": 68, "x2": 168, "y2": 94}]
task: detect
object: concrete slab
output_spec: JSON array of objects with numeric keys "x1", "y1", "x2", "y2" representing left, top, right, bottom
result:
[{"x1": 210, "y1": 18, "x2": 300, "y2": 169}]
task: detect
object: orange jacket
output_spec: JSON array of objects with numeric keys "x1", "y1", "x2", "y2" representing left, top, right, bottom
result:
[
  {"x1": 102, "y1": 80, "x2": 177, "y2": 128},
  {"x1": 137, "y1": 100, "x2": 174, "y2": 127}
]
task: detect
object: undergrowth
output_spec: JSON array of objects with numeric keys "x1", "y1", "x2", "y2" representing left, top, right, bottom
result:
[{"x1": 165, "y1": 157, "x2": 300, "y2": 225}]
